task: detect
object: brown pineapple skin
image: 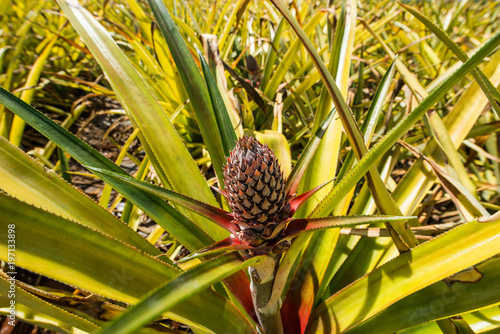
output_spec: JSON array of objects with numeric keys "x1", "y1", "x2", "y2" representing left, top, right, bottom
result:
[{"x1": 223, "y1": 137, "x2": 290, "y2": 231}]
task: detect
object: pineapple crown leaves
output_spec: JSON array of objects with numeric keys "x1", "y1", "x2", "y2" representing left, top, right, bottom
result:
[{"x1": 88, "y1": 137, "x2": 414, "y2": 261}]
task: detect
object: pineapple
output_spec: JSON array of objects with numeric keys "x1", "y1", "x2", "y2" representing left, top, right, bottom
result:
[
  {"x1": 218, "y1": 136, "x2": 317, "y2": 256},
  {"x1": 223, "y1": 137, "x2": 291, "y2": 236}
]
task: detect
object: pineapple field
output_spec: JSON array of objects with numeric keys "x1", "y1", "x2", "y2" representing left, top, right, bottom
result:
[{"x1": 1, "y1": 0, "x2": 500, "y2": 333}]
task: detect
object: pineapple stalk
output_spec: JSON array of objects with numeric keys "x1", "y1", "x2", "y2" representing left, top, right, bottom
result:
[{"x1": 250, "y1": 254, "x2": 284, "y2": 334}]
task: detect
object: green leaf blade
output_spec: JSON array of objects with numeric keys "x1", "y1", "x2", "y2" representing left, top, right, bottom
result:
[
  {"x1": 197, "y1": 46, "x2": 238, "y2": 156},
  {"x1": 56, "y1": 0, "x2": 228, "y2": 241},
  {"x1": 311, "y1": 32, "x2": 500, "y2": 219},
  {"x1": 346, "y1": 255, "x2": 500, "y2": 333},
  {"x1": 0, "y1": 193, "x2": 256, "y2": 333},
  {"x1": 147, "y1": 0, "x2": 227, "y2": 181},
  {"x1": 308, "y1": 217, "x2": 500, "y2": 333},
  {"x1": 100, "y1": 254, "x2": 264, "y2": 334},
  {"x1": 0, "y1": 86, "x2": 213, "y2": 251}
]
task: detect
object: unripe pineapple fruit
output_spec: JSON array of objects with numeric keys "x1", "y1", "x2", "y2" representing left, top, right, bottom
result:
[{"x1": 223, "y1": 137, "x2": 291, "y2": 232}]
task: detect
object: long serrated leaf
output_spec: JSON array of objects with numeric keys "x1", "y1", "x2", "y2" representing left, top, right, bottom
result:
[
  {"x1": 267, "y1": 0, "x2": 376, "y2": 160},
  {"x1": 0, "y1": 274, "x2": 100, "y2": 334},
  {"x1": 333, "y1": 57, "x2": 398, "y2": 193},
  {"x1": 263, "y1": 11, "x2": 325, "y2": 98},
  {"x1": 197, "y1": 46, "x2": 238, "y2": 156},
  {"x1": 361, "y1": 57, "x2": 398, "y2": 143},
  {"x1": 283, "y1": 215, "x2": 415, "y2": 238},
  {"x1": 0, "y1": 12, "x2": 35, "y2": 138},
  {"x1": 0, "y1": 194, "x2": 256, "y2": 333},
  {"x1": 146, "y1": 0, "x2": 226, "y2": 181},
  {"x1": 386, "y1": 43, "x2": 500, "y2": 245},
  {"x1": 400, "y1": 2, "x2": 500, "y2": 118},
  {"x1": 0, "y1": 136, "x2": 159, "y2": 255},
  {"x1": 0, "y1": 281, "x2": 171, "y2": 333},
  {"x1": 345, "y1": 255, "x2": 500, "y2": 333},
  {"x1": 201, "y1": 34, "x2": 244, "y2": 138},
  {"x1": 269, "y1": 0, "x2": 418, "y2": 252},
  {"x1": 315, "y1": 60, "x2": 399, "y2": 286},
  {"x1": 99, "y1": 254, "x2": 264, "y2": 334},
  {"x1": 10, "y1": 34, "x2": 58, "y2": 147},
  {"x1": 280, "y1": 2, "x2": 357, "y2": 331},
  {"x1": 176, "y1": 237, "x2": 253, "y2": 263},
  {"x1": 56, "y1": 0, "x2": 227, "y2": 241},
  {"x1": 426, "y1": 109, "x2": 480, "y2": 201},
  {"x1": 307, "y1": 215, "x2": 500, "y2": 333},
  {"x1": 0, "y1": 86, "x2": 213, "y2": 251},
  {"x1": 326, "y1": 32, "x2": 500, "y2": 297},
  {"x1": 310, "y1": 32, "x2": 500, "y2": 219},
  {"x1": 87, "y1": 167, "x2": 238, "y2": 234},
  {"x1": 260, "y1": 18, "x2": 285, "y2": 92},
  {"x1": 285, "y1": 108, "x2": 336, "y2": 196},
  {"x1": 361, "y1": 15, "x2": 490, "y2": 199}
]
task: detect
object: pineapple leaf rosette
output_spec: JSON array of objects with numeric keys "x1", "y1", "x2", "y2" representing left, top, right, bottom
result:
[{"x1": 89, "y1": 136, "x2": 412, "y2": 263}]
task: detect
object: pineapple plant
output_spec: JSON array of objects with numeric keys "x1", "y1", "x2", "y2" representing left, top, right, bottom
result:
[{"x1": 0, "y1": 0, "x2": 500, "y2": 333}]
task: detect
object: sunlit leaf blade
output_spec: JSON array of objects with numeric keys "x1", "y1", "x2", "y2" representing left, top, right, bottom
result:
[
  {"x1": 422, "y1": 153, "x2": 489, "y2": 219},
  {"x1": 399, "y1": 2, "x2": 500, "y2": 118},
  {"x1": 0, "y1": 276, "x2": 173, "y2": 334},
  {"x1": 361, "y1": 57, "x2": 398, "y2": 143},
  {"x1": 176, "y1": 238, "x2": 253, "y2": 263},
  {"x1": 260, "y1": 18, "x2": 285, "y2": 92},
  {"x1": 0, "y1": 86, "x2": 213, "y2": 251},
  {"x1": 285, "y1": 108, "x2": 336, "y2": 196},
  {"x1": 263, "y1": 11, "x2": 324, "y2": 99},
  {"x1": 346, "y1": 255, "x2": 500, "y2": 334},
  {"x1": 312, "y1": 56, "x2": 400, "y2": 305},
  {"x1": 0, "y1": 274, "x2": 100, "y2": 334},
  {"x1": 401, "y1": 306, "x2": 500, "y2": 333},
  {"x1": 283, "y1": 215, "x2": 415, "y2": 238},
  {"x1": 197, "y1": 46, "x2": 238, "y2": 156},
  {"x1": 281, "y1": 1, "x2": 408, "y2": 329},
  {"x1": 201, "y1": 33, "x2": 244, "y2": 138},
  {"x1": 9, "y1": 35, "x2": 58, "y2": 147},
  {"x1": 99, "y1": 254, "x2": 265, "y2": 334},
  {"x1": 269, "y1": 0, "x2": 417, "y2": 253},
  {"x1": 267, "y1": 0, "x2": 365, "y2": 157},
  {"x1": 56, "y1": 0, "x2": 228, "y2": 241},
  {"x1": 307, "y1": 215, "x2": 500, "y2": 333},
  {"x1": 288, "y1": 178, "x2": 336, "y2": 215},
  {"x1": 0, "y1": 136, "x2": 159, "y2": 255},
  {"x1": 327, "y1": 37, "x2": 500, "y2": 300},
  {"x1": 462, "y1": 305, "x2": 500, "y2": 333},
  {"x1": 311, "y1": 32, "x2": 500, "y2": 219},
  {"x1": 87, "y1": 167, "x2": 238, "y2": 234},
  {"x1": 146, "y1": 0, "x2": 226, "y2": 181},
  {"x1": 283, "y1": 3, "x2": 357, "y2": 329},
  {"x1": 254, "y1": 130, "x2": 292, "y2": 178},
  {"x1": 0, "y1": 194, "x2": 256, "y2": 333},
  {"x1": 0, "y1": 11, "x2": 36, "y2": 138},
  {"x1": 368, "y1": 15, "x2": 480, "y2": 202},
  {"x1": 425, "y1": 110, "x2": 480, "y2": 204},
  {"x1": 86, "y1": 163, "x2": 256, "y2": 328},
  {"x1": 361, "y1": 11, "x2": 496, "y2": 211}
]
